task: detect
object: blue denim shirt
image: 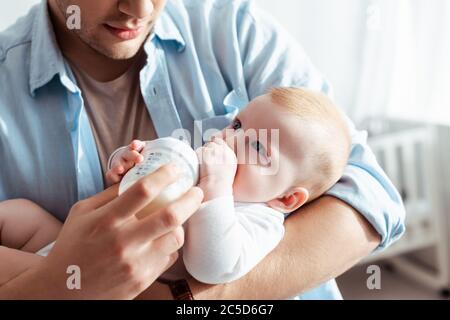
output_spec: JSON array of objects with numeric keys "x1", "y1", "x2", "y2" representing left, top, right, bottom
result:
[{"x1": 0, "y1": 0, "x2": 405, "y2": 299}]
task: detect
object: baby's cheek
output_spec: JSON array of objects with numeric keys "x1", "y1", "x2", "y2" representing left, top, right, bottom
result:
[
  {"x1": 232, "y1": 165, "x2": 252, "y2": 201},
  {"x1": 233, "y1": 165, "x2": 274, "y2": 202}
]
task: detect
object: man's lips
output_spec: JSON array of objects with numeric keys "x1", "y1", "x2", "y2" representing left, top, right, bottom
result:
[{"x1": 104, "y1": 24, "x2": 144, "y2": 40}]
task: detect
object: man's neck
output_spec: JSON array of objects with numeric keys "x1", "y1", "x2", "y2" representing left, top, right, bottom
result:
[{"x1": 48, "y1": 0, "x2": 142, "y2": 82}]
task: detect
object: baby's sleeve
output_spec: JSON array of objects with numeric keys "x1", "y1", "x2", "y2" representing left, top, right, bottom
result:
[{"x1": 182, "y1": 196, "x2": 285, "y2": 284}]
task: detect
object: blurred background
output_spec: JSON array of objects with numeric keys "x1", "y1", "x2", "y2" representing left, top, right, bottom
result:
[
  {"x1": 2, "y1": 0, "x2": 450, "y2": 299},
  {"x1": 257, "y1": 0, "x2": 450, "y2": 299}
]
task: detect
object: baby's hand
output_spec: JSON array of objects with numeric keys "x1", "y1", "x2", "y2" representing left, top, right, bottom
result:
[
  {"x1": 196, "y1": 137, "x2": 237, "y2": 201},
  {"x1": 106, "y1": 140, "x2": 146, "y2": 186}
]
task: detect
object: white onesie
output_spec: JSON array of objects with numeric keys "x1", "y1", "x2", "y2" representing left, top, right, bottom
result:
[
  {"x1": 36, "y1": 196, "x2": 285, "y2": 285},
  {"x1": 183, "y1": 196, "x2": 285, "y2": 284}
]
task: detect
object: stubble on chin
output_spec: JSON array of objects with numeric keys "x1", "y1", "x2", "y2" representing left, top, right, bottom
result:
[
  {"x1": 83, "y1": 27, "x2": 154, "y2": 60},
  {"x1": 53, "y1": 0, "x2": 154, "y2": 60},
  {"x1": 78, "y1": 29, "x2": 144, "y2": 60}
]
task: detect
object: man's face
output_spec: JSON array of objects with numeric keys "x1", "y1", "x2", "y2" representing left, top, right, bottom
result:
[{"x1": 55, "y1": 0, "x2": 167, "y2": 59}]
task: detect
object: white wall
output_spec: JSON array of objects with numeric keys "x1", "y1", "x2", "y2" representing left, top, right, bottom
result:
[
  {"x1": 0, "y1": 0, "x2": 368, "y2": 113},
  {"x1": 257, "y1": 0, "x2": 369, "y2": 113},
  {"x1": 0, "y1": 0, "x2": 40, "y2": 31}
]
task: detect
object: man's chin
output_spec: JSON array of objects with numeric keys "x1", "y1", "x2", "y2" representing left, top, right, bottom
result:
[
  {"x1": 95, "y1": 44, "x2": 143, "y2": 60},
  {"x1": 82, "y1": 36, "x2": 145, "y2": 60},
  {"x1": 78, "y1": 26, "x2": 153, "y2": 60}
]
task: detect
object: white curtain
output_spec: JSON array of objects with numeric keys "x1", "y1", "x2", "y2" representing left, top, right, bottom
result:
[{"x1": 352, "y1": 0, "x2": 450, "y2": 126}]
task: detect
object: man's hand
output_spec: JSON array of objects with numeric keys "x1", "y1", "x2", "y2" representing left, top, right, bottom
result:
[
  {"x1": 196, "y1": 138, "x2": 237, "y2": 201},
  {"x1": 1, "y1": 164, "x2": 203, "y2": 300}
]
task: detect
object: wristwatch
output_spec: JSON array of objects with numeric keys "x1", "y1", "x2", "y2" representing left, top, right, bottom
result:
[{"x1": 158, "y1": 278, "x2": 194, "y2": 300}]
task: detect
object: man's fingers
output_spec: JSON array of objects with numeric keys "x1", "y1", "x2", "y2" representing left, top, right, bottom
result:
[
  {"x1": 161, "y1": 252, "x2": 180, "y2": 273},
  {"x1": 132, "y1": 187, "x2": 203, "y2": 242},
  {"x1": 150, "y1": 227, "x2": 185, "y2": 256},
  {"x1": 77, "y1": 184, "x2": 120, "y2": 211},
  {"x1": 99, "y1": 163, "x2": 181, "y2": 222}
]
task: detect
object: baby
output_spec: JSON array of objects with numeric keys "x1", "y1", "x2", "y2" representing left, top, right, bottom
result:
[
  {"x1": 106, "y1": 87, "x2": 351, "y2": 284},
  {"x1": 0, "y1": 87, "x2": 351, "y2": 284}
]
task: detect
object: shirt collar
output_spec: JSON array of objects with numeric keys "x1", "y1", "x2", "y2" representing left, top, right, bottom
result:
[
  {"x1": 29, "y1": 0, "x2": 68, "y2": 96},
  {"x1": 151, "y1": 8, "x2": 186, "y2": 53}
]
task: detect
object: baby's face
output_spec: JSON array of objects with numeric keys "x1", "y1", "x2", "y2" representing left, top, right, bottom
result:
[{"x1": 218, "y1": 94, "x2": 320, "y2": 203}]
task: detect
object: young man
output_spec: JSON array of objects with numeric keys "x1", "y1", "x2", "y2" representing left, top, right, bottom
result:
[{"x1": 0, "y1": 0, "x2": 405, "y2": 299}]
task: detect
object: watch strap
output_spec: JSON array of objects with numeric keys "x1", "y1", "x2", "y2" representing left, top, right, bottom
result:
[{"x1": 158, "y1": 278, "x2": 194, "y2": 300}]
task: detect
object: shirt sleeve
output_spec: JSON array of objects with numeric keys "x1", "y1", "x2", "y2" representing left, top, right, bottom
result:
[
  {"x1": 183, "y1": 196, "x2": 285, "y2": 284},
  {"x1": 235, "y1": 0, "x2": 405, "y2": 250}
]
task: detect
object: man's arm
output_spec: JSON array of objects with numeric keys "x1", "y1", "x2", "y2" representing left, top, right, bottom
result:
[
  {"x1": 137, "y1": 196, "x2": 379, "y2": 300},
  {"x1": 0, "y1": 247, "x2": 44, "y2": 287},
  {"x1": 189, "y1": 196, "x2": 380, "y2": 299}
]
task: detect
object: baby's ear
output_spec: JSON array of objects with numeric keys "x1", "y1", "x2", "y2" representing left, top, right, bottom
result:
[{"x1": 266, "y1": 187, "x2": 309, "y2": 214}]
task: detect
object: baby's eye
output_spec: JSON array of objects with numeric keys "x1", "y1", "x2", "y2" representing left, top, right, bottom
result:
[
  {"x1": 251, "y1": 141, "x2": 271, "y2": 166},
  {"x1": 231, "y1": 118, "x2": 242, "y2": 130},
  {"x1": 251, "y1": 141, "x2": 266, "y2": 154}
]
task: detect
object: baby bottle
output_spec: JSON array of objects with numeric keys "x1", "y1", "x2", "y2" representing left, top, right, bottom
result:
[{"x1": 119, "y1": 137, "x2": 199, "y2": 219}]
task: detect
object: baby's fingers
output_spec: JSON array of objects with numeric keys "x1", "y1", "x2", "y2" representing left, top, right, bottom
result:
[
  {"x1": 129, "y1": 140, "x2": 146, "y2": 152},
  {"x1": 111, "y1": 164, "x2": 125, "y2": 175},
  {"x1": 106, "y1": 170, "x2": 122, "y2": 185},
  {"x1": 122, "y1": 150, "x2": 144, "y2": 164}
]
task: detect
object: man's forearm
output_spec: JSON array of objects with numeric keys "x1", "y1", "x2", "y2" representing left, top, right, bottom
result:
[
  {"x1": 0, "y1": 247, "x2": 50, "y2": 299},
  {"x1": 0, "y1": 247, "x2": 81, "y2": 299},
  {"x1": 189, "y1": 196, "x2": 381, "y2": 300},
  {"x1": 0, "y1": 247, "x2": 44, "y2": 286},
  {"x1": 0, "y1": 247, "x2": 91, "y2": 299}
]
